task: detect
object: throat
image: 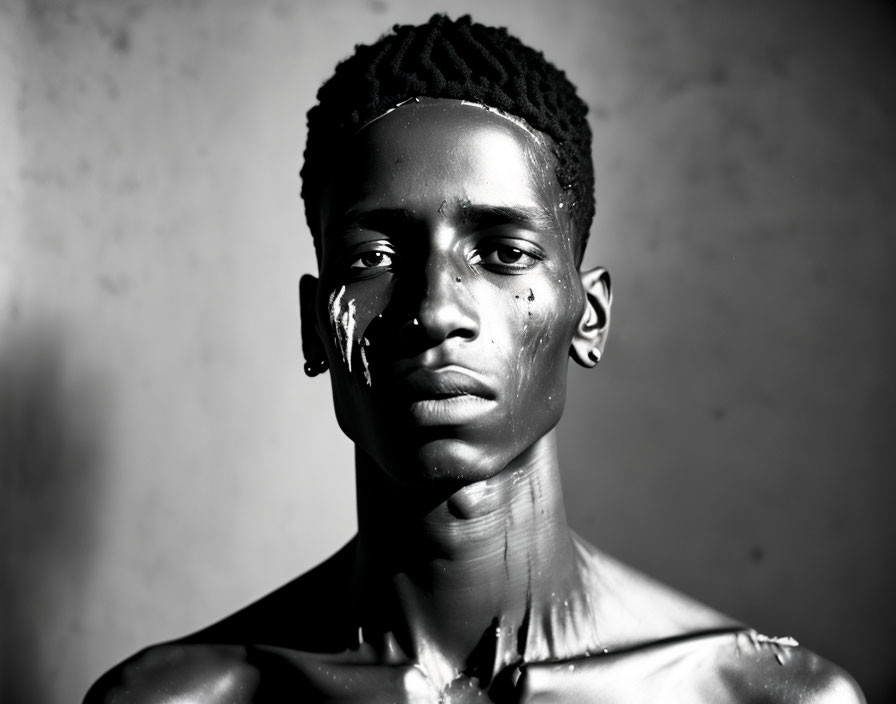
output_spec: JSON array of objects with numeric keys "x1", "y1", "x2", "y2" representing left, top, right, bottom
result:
[{"x1": 353, "y1": 432, "x2": 602, "y2": 689}]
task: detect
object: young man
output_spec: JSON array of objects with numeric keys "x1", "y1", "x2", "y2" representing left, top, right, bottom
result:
[{"x1": 85, "y1": 15, "x2": 864, "y2": 703}]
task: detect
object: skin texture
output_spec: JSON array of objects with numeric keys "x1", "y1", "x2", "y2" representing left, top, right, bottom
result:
[{"x1": 83, "y1": 100, "x2": 865, "y2": 703}]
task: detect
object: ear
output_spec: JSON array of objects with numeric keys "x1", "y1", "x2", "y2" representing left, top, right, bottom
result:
[
  {"x1": 570, "y1": 267, "x2": 612, "y2": 368},
  {"x1": 299, "y1": 274, "x2": 327, "y2": 365}
]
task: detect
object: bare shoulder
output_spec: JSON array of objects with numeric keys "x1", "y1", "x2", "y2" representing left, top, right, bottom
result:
[
  {"x1": 83, "y1": 643, "x2": 258, "y2": 704},
  {"x1": 714, "y1": 632, "x2": 865, "y2": 703},
  {"x1": 520, "y1": 629, "x2": 865, "y2": 703},
  {"x1": 566, "y1": 537, "x2": 865, "y2": 702},
  {"x1": 574, "y1": 535, "x2": 743, "y2": 646},
  {"x1": 83, "y1": 540, "x2": 357, "y2": 703}
]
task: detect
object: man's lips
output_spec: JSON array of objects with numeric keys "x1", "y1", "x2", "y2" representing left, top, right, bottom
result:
[
  {"x1": 394, "y1": 367, "x2": 498, "y2": 426},
  {"x1": 398, "y1": 367, "x2": 497, "y2": 402}
]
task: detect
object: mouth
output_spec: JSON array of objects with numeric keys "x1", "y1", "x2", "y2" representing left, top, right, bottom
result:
[
  {"x1": 396, "y1": 367, "x2": 498, "y2": 425},
  {"x1": 401, "y1": 368, "x2": 496, "y2": 400}
]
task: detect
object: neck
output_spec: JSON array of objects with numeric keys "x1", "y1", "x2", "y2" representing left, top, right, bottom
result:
[{"x1": 352, "y1": 431, "x2": 601, "y2": 689}]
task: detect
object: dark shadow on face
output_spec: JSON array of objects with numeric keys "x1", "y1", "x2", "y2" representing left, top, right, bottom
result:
[{"x1": 0, "y1": 325, "x2": 107, "y2": 704}]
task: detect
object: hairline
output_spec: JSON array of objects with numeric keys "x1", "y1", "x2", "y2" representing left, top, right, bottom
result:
[{"x1": 311, "y1": 98, "x2": 588, "y2": 266}]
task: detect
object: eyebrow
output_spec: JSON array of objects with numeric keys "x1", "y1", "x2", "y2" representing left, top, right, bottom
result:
[
  {"x1": 460, "y1": 204, "x2": 558, "y2": 233},
  {"x1": 339, "y1": 203, "x2": 558, "y2": 235},
  {"x1": 340, "y1": 208, "x2": 416, "y2": 234}
]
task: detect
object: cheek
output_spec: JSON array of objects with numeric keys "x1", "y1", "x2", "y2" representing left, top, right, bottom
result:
[
  {"x1": 518, "y1": 277, "x2": 580, "y2": 360},
  {"x1": 498, "y1": 278, "x2": 580, "y2": 398},
  {"x1": 324, "y1": 284, "x2": 359, "y2": 373},
  {"x1": 318, "y1": 278, "x2": 394, "y2": 385}
]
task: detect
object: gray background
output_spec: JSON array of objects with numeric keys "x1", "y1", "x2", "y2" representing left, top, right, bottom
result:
[{"x1": 1, "y1": 0, "x2": 894, "y2": 702}]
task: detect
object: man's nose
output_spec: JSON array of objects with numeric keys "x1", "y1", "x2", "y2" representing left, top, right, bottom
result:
[{"x1": 412, "y1": 248, "x2": 480, "y2": 343}]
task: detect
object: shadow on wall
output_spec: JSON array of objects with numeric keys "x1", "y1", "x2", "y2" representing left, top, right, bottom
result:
[{"x1": 0, "y1": 324, "x2": 107, "y2": 704}]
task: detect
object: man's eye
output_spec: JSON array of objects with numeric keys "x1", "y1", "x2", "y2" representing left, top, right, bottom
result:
[
  {"x1": 477, "y1": 244, "x2": 541, "y2": 272},
  {"x1": 349, "y1": 251, "x2": 393, "y2": 270}
]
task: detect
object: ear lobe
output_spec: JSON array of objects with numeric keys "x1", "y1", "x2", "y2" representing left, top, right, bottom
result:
[
  {"x1": 299, "y1": 274, "x2": 327, "y2": 367},
  {"x1": 570, "y1": 267, "x2": 612, "y2": 368}
]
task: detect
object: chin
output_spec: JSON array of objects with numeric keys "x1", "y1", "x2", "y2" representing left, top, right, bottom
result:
[{"x1": 381, "y1": 436, "x2": 510, "y2": 488}]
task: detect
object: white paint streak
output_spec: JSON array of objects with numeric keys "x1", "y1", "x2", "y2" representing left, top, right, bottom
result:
[
  {"x1": 328, "y1": 285, "x2": 358, "y2": 372},
  {"x1": 360, "y1": 337, "x2": 372, "y2": 387},
  {"x1": 342, "y1": 298, "x2": 357, "y2": 371},
  {"x1": 328, "y1": 285, "x2": 345, "y2": 346}
]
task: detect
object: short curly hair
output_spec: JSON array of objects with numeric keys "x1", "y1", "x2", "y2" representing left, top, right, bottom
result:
[{"x1": 301, "y1": 14, "x2": 594, "y2": 261}]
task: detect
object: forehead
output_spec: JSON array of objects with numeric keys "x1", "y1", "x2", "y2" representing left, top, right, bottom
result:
[{"x1": 319, "y1": 100, "x2": 561, "y2": 227}]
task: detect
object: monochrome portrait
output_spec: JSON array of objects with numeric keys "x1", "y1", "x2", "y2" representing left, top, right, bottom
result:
[{"x1": 1, "y1": 2, "x2": 893, "y2": 702}]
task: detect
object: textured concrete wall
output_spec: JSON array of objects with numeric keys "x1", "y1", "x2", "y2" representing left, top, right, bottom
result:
[{"x1": 1, "y1": 0, "x2": 894, "y2": 701}]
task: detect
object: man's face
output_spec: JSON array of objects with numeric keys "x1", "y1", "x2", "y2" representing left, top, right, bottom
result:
[{"x1": 307, "y1": 99, "x2": 586, "y2": 487}]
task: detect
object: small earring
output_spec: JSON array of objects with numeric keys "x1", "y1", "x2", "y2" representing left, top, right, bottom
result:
[
  {"x1": 587, "y1": 348, "x2": 601, "y2": 366},
  {"x1": 411, "y1": 318, "x2": 420, "y2": 327},
  {"x1": 303, "y1": 359, "x2": 329, "y2": 377}
]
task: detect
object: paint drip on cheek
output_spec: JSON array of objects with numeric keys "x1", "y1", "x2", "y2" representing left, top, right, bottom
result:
[
  {"x1": 328, "y1": 285, "x2": 357, "y2": 372},
  {"x1": 328, "y1": 285, "x2": 374, "y2": 387},
  {"x1": 360, "y1": 337, "x2": 372, "y2": 387}
]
